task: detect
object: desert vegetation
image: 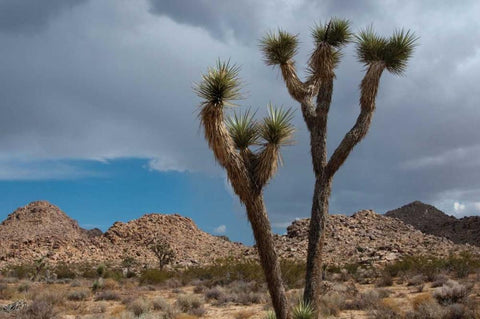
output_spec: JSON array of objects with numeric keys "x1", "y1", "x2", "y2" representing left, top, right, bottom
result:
[{"x1": 0, "y1": 254, "x2": 479, "y2": 318}]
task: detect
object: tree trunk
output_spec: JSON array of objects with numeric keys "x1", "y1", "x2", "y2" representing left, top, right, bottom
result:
[
  {"x1": 303, "y1": 174, "x2": 332, "y2": 315},
  {"x1": 245, "y1": 195, "x2": 289, "y2": 319}
]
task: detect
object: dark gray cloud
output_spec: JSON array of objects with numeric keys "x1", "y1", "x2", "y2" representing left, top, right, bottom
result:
[
  {"x1": 0, "y1": 0, "x2": 479, "y2": 230},
  {"x1": 147, "y1": 0, "x2": 259, "y2": 42},
  {"x1": 0, "y1": 0, "x2": 87, "y2": 34}
]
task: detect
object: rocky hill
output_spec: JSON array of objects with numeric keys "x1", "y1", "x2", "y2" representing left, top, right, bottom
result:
[
  {"x1": 0, "y1": 201, "x2": 479, "y2": 271},
  {"x1": 252, "y1": 209, "x2": 480, "y2": 267},
  {"x1": 0, "y1": 201, "x2": 245, "y2": 269},
  {"x1": 385, "y1": 201, "x2": 480, "y2": 246}
]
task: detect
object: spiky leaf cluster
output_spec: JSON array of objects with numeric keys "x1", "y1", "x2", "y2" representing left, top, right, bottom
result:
[
  {"x1": 356, "y1": 27, "x2": 416, "y2": 74},
  {"x1": 260, "y1": 105, "x2": 295, "y2": 146},
  {"x1": 312, "y1": 18, "x2": 352, "y2": 47},
  {"x1": 292, "y1": 300, "x2": 315, "y2": 319},
  {"x1": 260, "y1": 30, "x2": 298, "y2": 65},
  {"x1": 195, "y1": 60, "x2": 242, "y2": 106},
  {"x1": 226, "y1": 109, "x2": 259, "y2": 150},
  {"x1": 383, "y1": 30, "x2": 417, "y2": 74}
]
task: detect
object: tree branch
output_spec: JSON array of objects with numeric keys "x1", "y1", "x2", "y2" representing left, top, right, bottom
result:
[
  {"x1": 253, "y1": 144, "x2": 279, "y2": 191},
  {"x1": 326, "y1": 62, "x2": 385, "y2": 178},
  {"x1": 279, "y1": 61, "x2": 317, "y2": 126},
  {"x1": 200, "y1": 104, "x2": 251, "y2": 201}
]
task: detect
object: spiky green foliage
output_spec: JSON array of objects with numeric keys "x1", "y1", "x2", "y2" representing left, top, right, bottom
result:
[
  {"x1": 225, "y1": 109, "x2": 259, "y2": 149},
  {"x1": 194, "y1": 60, "x2": 242, "y2": 106},
  {"x1": 356, "y1": 27, "x2": 416, "y2": 74},
  {"x1": 312, "y1": 18, "x2": 352, "y2": 47},
  {"x1": 264, "y1": 310, "x2": 277, "y2": 319},
  {"x1": 383, "y1": 29, "x2": 417, "y2": 74},
  {"x1": 292, "y1": 300, "x2": 315, "y2": 319},
  {"x1": 260, "y1": 105, "x2": 295, "y2": 146},
  {"x1": 260, "y1": 30, "x2": 298, "y2": 65},
  {"x1": 355, "y1": 27, "x2": 389, "y2": 65}
]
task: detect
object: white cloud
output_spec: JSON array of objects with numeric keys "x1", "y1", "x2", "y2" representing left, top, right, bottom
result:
[
  {"x1": 147, "y1": 157, "x2": 189, "y2": 173},
  {"x1": 453, "y1": 201, "x2": 465, "y2": 212},
  {"x1": 213, "y1": 224, "x2": 226, "y2": 234},
  {"x1": 473, "y1": 202, "x2": 480, "y2": 211},
  {"x1": 0, "y1": 159, "x2": 99, "y2": 181}
]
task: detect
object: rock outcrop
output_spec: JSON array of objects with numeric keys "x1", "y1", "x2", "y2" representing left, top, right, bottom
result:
[
  {"x1": 385, "y1": 201, "x2": 480, "y2": 246},
  {"x1": 0, "y1": 201, "x2": 245, "y2": 269},
  {"x1": 255, "y1": 209, "x2": 479, "y2": 267},
  {"x1": 0, "y1": 201, "x2": 479, "y2": 271}
]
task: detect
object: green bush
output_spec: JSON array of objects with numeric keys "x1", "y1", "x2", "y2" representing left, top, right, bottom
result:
[
  {"x1": 384, "y1": 253, "x2": 480, "y2": 280},
  {"x1": 54, "y1": 263, "x2": 76, "y2": 279},
  {"x1": 280, "y1": 260, "x2": 306, "y2": 289},
  {"x1": 139, "y1": 269, "x2": 173, "y2": 285},
  {"x1": 6, "y1": 264, "x2": 35, "y2": 279}
]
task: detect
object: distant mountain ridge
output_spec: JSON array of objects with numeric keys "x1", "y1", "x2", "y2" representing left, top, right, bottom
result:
[
  {"x1": 385, "y1": 201, "x2": 480, "y2": 246},
  {"x1": 0, "y1": 200, "x2": 479, "y2": 270}
]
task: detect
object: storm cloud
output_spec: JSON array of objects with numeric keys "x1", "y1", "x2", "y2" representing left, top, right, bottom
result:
[{"x1": 1, "y1": 0, "x2": 480, "y2": 228}]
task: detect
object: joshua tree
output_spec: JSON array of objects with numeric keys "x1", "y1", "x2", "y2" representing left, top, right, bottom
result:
[
  {"x1": 195, "y1": 61, "x2": 295, "y2": 319},
  {"x1": 149, "y1": 236, "x2": 175, "y2": 270},
  {"x1": 261, "y1": 19, "x2": 416, "y2": 313}
]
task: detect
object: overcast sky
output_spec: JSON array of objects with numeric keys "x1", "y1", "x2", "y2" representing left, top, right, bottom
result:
[{"x1": 0, "y1": 0, "x2": 479, "y2": 243}]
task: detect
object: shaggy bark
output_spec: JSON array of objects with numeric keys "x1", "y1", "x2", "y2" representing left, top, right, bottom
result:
[
  {"x1": 245, "y1": 195, "x2": 289, "y2": 319},
  {"x1": 200, "y1": 104, "x2": 290, "y2": 319},
  {"x1": 279, "y1": 54, "x2": 386, "y2": 315}
]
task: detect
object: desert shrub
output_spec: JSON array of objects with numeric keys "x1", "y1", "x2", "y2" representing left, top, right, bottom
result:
[
  {"x1": 18, "y1": 299, "x2": 57, "y2": 319},
  {"x1": 291, "y1": 300, "x2": 315, "y2": 319},
  {"x1": 369, "y1": 304, "x2": 402, "y2": 319},
  {"x1": 92, "y1": 278, "x2": 104, "y2": 291},
  {"x1": 408, "y1": 274, "x2": 426, "y2": 286},
  {"x1": 280, "y1": 260, "x2": 306, "y2": 289},
  {"x1": 411, "y1": 293, "x2": 434, "y2": 311},
  {"x1": 385, "y1": 254, "x2": 480, "y2": 280},
  {"x1": 80, "y1": 265, "x2": 98, "y2": 279},
  {"x1": 204, "y1": 286, "x2": 224, "y2": 300},
  {"x1": 446, "y1": 251, "x2": 480, "y2": 278},
  {"x1": 152, "y1": 296, "x2": 170, "y2": 311},
  {"x1": 6, "y1": 264, "x2": 35, "y2": 279},
  {"x1": 17, "y1": 282, "x2": 30, "y2": 292},
  {"x1": 176, "y1": 294, "x2": 205, "y2": 316},
  {"x1": 54, "y1": 263, "x2": 76, "y2": 279},
  {"x1": 193, "y1": 285, "x2": 205, "y2": 294},
  {"x1": 235, "y1": 291, "x2": 266, "y2": 305},
  {"x1": 0, "y1": 282, "x2": 15, "y2": 299},
  {"x1": 127, "y1": 297, "x2": 152, "y2": 316},
  {"x1": 94, "y1": 290, "x2": 120, "y2": 301},
  {"x1": 31, "y1": 288, "x2": 65, "y2": 306},
  {"x1": 104, "y1": 269, "x2": 124, "y2": 281},
  {"x1": 96, "y1": 264, "x2": 106, "y2": 277},
  {"x1": 433, "y1": 280, "x2": 469, "y2": 305},
  {"x1": 318, "y1": 293, "x2": 344, "y2": 316},
  {"x1": 103, "y1": 278, "x2": 120, "y2": 290},
  {"x1": 344, "y1": 289, "x2": 381, "y2": 310},
  {"x1": 180, "y1": 258, "x2": 264, "y2": 285},
  {"x1": 376, "y1": 271, "x2": 393, "y2": 287},
  {"x1": 139, "y1": 269, "x2": 172, "y2": 285},
  {"x1": 70, "y1": 279, "x2": 82, "y2": 287},
  {"x1": 431, "y1": 274, "x2": 449, "y2": 288},
  {"x1": 406, "y1": 298, "x2": 444, "y2": 319},
  {"x1": 67, "y1": 289, "x2": 90, "y2": 301}
]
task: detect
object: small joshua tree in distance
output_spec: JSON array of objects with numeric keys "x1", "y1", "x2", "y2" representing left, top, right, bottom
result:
[{"x1": 149, "y1": 236, "x2": 175, "y2": 270}]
